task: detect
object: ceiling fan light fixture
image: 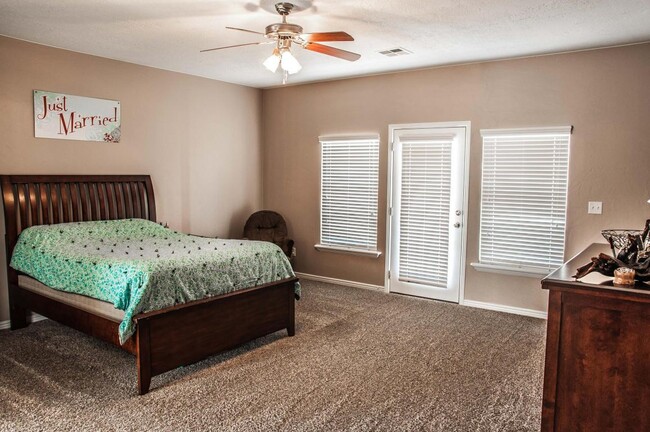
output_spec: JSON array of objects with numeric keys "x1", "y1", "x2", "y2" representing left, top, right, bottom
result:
[
  {"x1": 263, "y1": 48, "x2": 281, "y2": 73},
  {"x1": 203, "y1": 2, "x2": 360, "y2": 84},
  {"x1": 280, "y1": 49, "x2": 302, "y2": 74}
]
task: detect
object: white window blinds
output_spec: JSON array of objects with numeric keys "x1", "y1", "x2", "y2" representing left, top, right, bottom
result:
[
  {"x1": 319, "y1": 136, "x2": 380, "y2": 252},
  {"x1": 398, "y1": 137, "x2": 453, "y2": 286},
  {"x1": 478, "y1": 127, "x2": 571, "y2": 272}
]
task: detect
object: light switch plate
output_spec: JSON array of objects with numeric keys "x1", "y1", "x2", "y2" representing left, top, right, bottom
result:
[{"x1": 588, "y1": 201, "x2": 602, "y2": 215}]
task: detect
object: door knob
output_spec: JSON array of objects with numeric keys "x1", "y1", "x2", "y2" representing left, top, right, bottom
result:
[{"x1": 453, "y1": 222, "x2": 461, "y2": 228}]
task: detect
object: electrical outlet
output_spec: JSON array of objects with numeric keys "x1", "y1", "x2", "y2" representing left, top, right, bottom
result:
[
  {"x1": 588, "y1": 201, "x2": 602, "y2": 215},
  {"x1": 291, "y1": 247, "x2": 297, "y2": 257}
]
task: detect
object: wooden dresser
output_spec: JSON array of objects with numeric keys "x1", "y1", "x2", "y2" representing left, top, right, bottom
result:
[{"x1": 541, "y1": 243, "x2": 650, "y2": 431}]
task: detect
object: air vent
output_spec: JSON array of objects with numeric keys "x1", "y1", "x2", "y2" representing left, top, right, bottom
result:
[{"x1": 378, "y1": 47, "x2": 412, "y2": 57}]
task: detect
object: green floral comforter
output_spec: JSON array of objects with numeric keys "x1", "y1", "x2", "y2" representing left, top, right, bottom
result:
[{"x1": 10, "y1": 219, "x2": 299, "y2": 344}]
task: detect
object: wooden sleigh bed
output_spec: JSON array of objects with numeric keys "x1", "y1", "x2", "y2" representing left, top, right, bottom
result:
[{"x1": 1, "y1": 175, "x2": 297, "y2": 395}]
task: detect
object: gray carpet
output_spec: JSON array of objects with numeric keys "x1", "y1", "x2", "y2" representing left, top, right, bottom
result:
[{"x1": 0, "y1": 280, "x2": 546, "y2": 431}]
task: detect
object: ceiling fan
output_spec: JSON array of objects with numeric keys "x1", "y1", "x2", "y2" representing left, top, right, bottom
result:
[{"x1": 201, "y1": 2, "x2": 360, "y2": 84}]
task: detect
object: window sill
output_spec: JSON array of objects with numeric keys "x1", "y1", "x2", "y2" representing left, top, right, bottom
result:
[
  {"x1": 314, "y1": 244, "x2": 382, "y2": 258},
  {"x1": 470, "y1": 262, "x2": 554, "y2": 279}
]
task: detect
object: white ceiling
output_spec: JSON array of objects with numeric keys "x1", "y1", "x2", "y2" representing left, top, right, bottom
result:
[{"x1": 1, "y1": 0, "x2": 649, "y2": 88}]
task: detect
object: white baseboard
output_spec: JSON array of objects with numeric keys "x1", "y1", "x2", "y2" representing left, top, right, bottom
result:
[
  {"x1": 0, "y1": 313, "x2": 48, "y2": 330},
  {"x1": 461, "y1": 299, "x2": 547, "y2": 320},
  {"x1": 297, "y1": 271, "x2": 547, "y2": 319},
  {"x1": 294, "y1": 272, "x2": 386, "y2": 292}
]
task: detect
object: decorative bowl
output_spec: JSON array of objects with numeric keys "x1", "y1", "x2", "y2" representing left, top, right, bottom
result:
[{"x1": 601, "y1": 229, "x2": 643, "y2": 256}]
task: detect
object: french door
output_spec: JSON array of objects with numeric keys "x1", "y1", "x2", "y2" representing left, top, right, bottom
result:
[{"x1": 388, "y1": 123, "x2": 470, "y2": 302}]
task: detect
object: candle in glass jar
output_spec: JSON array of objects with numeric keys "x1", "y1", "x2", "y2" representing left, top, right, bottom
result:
[{"x1": 613, "y1": 267, "x2": 635, "y2": 286}]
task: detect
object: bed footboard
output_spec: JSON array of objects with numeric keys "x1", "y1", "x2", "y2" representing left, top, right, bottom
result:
[
  {"x1": 8, "y1": 284, "x2": 29, "y2": 330},
  {"x1": 134, "y1": 277, "x2": 298, "y2": 395}
]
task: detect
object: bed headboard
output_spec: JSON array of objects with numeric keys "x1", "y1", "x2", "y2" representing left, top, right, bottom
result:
[{"x1": 1, "y1": 175, "x2": 156, "y2": 282}]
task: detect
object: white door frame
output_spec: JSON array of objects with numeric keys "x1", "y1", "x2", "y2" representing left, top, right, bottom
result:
[{"x1": 385, "y1": 121, "x2": 471, "y2": 303}]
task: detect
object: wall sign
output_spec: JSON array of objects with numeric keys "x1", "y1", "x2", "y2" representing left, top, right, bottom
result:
[{"x1": 34, "y1": 90, "x2": 121, "y2": 142}]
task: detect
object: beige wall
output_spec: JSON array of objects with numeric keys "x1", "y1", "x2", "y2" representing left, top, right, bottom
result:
[
  {"x1": 262, "y1": 43, "x2": 650, "y2": 313},
  {"x1": 0, "y1": 37, "x2": 263, "y2": 321},
  {"x1": 2, "y1": 37, "x2": 649, "y2": 322}
]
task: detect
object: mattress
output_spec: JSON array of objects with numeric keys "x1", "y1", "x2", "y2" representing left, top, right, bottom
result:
[{"x1": 18, "y1": 275, "x2": 125, "y2": 322}]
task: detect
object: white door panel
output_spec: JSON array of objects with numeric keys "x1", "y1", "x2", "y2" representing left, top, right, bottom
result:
[{"x1": 388, "y1": 124, "x2": 469, "y2": 302}]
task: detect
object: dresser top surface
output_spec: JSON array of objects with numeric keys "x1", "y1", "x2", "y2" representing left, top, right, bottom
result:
[{"x1": 543, "y1": 243, "x2": 650, "y2": 296}]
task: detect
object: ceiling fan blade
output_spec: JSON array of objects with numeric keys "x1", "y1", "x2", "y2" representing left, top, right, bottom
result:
[
  {"x1": 226, "y1": 26, "x2": 263, "y2": 35},
  {"x1": 200, "y1": 41, "x2": 271, "y2": 53},
  {"x1": 301, "y1": 32, "x2": 354, "y2": 42},
  {"x1": 303, "y1": 42, "x2": 361, "y2": 62}
]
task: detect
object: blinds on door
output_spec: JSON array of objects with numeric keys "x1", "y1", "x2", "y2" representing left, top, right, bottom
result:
[
  {"x1": 398, "y1": 136, "x2": 453, "y2": 287},
  {"x1": 319, "y1": 136, "x2": 380, "y2": 252},
  {"x1": 478, "y1": 127, "x2": 571, "y2": 272}
]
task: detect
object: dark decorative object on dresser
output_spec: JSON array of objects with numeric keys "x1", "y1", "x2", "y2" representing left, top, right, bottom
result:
[
  {"x1": 541, "y1": 244, "x2": 650, "y2": 432},
  {"x1": 1, "y1": 175, "x2": 297, "y2": 395},
  {"x1": 574, "y1": 219, "x2": 650, "y2": 282}
]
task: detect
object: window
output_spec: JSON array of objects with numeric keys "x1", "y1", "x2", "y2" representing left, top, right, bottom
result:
[
  {"x1": 397, "y1": 136, "x2": 453, "y2": 286},
  {"x1": 473, "y1": 127, "x2": 571, "y2": 276},
  {"x1": 316, "y1": 135, "x2": 381, "y2": 257}
]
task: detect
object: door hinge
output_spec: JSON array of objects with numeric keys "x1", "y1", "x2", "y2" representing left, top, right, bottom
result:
[
  {"x1": 387, "y1": 270, "x2": 391, "y2": 279},
  {"x1": 389, "y1": 207, "x2": 393, "y2": 216},
  {"x1": 390, "y1": 141, "x2": 394, "y2": 151}
]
